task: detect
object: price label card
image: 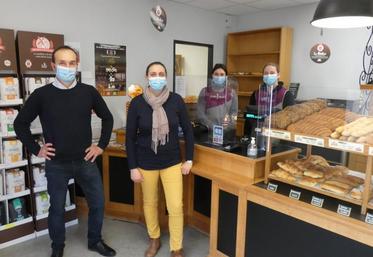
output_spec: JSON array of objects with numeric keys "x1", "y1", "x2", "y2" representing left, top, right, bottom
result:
[
  {"x1": 294, "y1": 135, "x2": 325, "y2": 147},
  {"x1": 311, "y1": 196, "x2": 324, "y2": 208},
  {"x1": 270, "y1": 129, "x2": 291, "y2": 140},
  {"x1": 289, "y1": 189, "x2": 301, "y2": 200},
  {"x1": 369, "y1": 147, "x2": 373, "y2": 156},
  {"x1": 337, "y1": 204, "x2": 352, "y2": 217},
  {"x1": 365, "y1": 213, "x2": 373, "y2": 225},
  {"x1": 267, "y1": 183, "x2": 278, "y2": 192},
  {"x1": 328, "y1": 139, "x2": 364, "y2": 153}
]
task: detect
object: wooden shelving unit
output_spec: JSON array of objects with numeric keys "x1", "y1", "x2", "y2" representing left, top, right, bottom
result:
[{"x1": 226, "y1": 27, "x2": 293, "y2": 136}]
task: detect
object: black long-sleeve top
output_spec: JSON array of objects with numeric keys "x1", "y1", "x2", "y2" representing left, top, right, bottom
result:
[
  {"x1": 126, "y1": 92, "x2": 194, "y2": 170},
  {"x1": 14, "y1": 83, "x2": 113, "y2": 161}
]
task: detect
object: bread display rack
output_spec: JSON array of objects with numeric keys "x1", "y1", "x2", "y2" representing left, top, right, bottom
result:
[{"x1": 263, "y1": 101, "x2": 373, "y2": 215}]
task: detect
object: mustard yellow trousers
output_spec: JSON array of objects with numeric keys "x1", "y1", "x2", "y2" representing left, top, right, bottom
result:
[{"x1": 139, "y1": 163, "x2": 183, "y2": 251}]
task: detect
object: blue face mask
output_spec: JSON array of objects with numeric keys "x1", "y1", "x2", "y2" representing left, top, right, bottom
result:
[
  {"x1": 149, "y1": 77, "x2": 167, "y2": 91},
  {"x1": 56, "y1": 65, "x2": 77, "y2": 84},
  {"x1": 212, "y1": 75, "x2": 226, "y2": 87},
  {"x1": 263, "y1": 74, "x2": 278, "y2": 86}
]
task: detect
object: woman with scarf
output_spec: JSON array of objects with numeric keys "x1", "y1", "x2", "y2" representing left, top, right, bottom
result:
[
  {"x1": 196, "y1": 63, "x2": 238, "y2": 136},
  {"x1": 126, "y1": 62, "x2": 194, "y2": 257}
]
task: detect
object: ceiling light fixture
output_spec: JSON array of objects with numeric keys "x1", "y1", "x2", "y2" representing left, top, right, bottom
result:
[{"x1": 311, "y1": 0, "x2": 373, "y2": 29}]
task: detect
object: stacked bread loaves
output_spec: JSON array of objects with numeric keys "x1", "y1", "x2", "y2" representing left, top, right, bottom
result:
[
  {"x1": 269, "y1": 99, "x2": 360, "y2": 138},
  {"x1": 330, "y1": 117, "x2": 373, "y2": 144},
  {"x1": 270, "y1": 155, "x2": 366, "y2": 199}
]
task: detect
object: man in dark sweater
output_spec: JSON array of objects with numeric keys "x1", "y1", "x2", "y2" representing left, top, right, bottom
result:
[{"x1": 14, "y1": 46, "x2": 116, "y2": 257}]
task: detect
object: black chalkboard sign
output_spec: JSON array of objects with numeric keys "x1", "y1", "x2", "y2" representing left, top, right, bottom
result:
[{"x1": 289, "y1": 83, "x2": 300, "y2": 99}]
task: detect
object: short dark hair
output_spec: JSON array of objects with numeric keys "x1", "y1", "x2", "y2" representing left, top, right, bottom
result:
[
  {"x1": 263, "y1": 63, "x2": 280, "y2": 73},
  {"x1": 52, "y1": 45, "x2": 79, "y2": 63},
  {"x1": 146, "y1": 61, "x2": 167, "y2": 76},
  {"x1": 211, "y1": 63, "x2": 227, "y2": 76}
]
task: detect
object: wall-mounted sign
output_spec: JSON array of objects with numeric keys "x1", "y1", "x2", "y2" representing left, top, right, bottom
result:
[
  {"x1": 0, "y1": 29, "x2": 18, "y2": 73},
  {"x1": 310, "y1": 43, "x2": 331, "y2": 64},
  {"x1": 17, "y1": 31, "x2": 64, "y2": 74},
  {"x1": 94, "y1": 43, "x2": 126, "y2": 96},
  {"x1": 150, "y1": 5, "x2": 167, "y2": 32}
]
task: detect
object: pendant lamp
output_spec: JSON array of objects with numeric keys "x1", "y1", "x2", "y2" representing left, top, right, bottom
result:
[{"x1": 311, "y1": 0, "x2": 373, "y2": 28}]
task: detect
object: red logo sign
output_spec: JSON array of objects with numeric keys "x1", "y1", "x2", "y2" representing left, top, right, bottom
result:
[{"x1": 30, "y1": 36, "x2": 54, "y2": 53}]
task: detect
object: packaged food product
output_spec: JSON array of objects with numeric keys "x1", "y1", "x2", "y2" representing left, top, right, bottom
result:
[
  {"x1": 6, "y1": 169, "x2": 25, "y2": 194},
  {"x1": 3, "y1": 139, "x2": 23, "y2": 163},
  {"x1": 9, "y1": 197, "x2": 27, "y2": 222},
  {"x1": 35, "y1": 192, "x2": 50, "y2": 215},
  {"x1": 0, "y1": 108, "x2": 18, "y2": 136},
  {"x1": 0, "y1": 77, "x2": 19, "y2": 100},
  {"x1": 33, "y1": 165, "x2": 47, "y2": 187}
]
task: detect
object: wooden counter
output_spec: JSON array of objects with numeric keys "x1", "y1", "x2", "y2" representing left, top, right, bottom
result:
[{"x1": 76, "y1": 142, "x2": 373, "y2": 257}]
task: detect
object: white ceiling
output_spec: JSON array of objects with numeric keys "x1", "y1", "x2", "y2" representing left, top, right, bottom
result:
[{"x1": 169, "y1": 0, "x2": 319, "y2": 16}]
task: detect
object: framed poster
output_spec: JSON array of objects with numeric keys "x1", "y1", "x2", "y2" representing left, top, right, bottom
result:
[
  {"x1": 16, "y1": 31, "x2": 64, "y2": 74},
  {"x1": 0, "y1": 29, "x2": 17, "y2": 73},
  {"x1": 94, "y1": 43, "x2": 126, "y2": 96}
]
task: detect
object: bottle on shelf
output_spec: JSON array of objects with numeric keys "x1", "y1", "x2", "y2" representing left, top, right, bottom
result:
[{"x1": 247, "y1": 137, "x2": 258, "y2": 157}]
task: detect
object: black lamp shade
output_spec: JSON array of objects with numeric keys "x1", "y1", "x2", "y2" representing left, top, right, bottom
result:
[{"x1": 311, "y1": 0, "x2": 373, "y2": 28}]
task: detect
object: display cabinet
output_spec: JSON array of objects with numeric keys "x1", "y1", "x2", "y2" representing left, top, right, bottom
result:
[{"x1": 262, "y1": 93, "x2": 373, "y2": 217}]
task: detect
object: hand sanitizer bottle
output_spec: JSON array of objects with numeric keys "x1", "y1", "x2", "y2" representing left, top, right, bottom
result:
[{"x1": 247, "y1": 137, "x2": 258, "y2": 157}]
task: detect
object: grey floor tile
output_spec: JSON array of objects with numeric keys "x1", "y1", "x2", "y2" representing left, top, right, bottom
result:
[{"x1": 0, "y1": 217, "x2": 209, "y2": 257}]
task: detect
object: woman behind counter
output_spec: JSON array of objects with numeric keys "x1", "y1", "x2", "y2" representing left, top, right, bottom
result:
[
  {"x1": 126, "y1": 62, "x2": 194, "y2": 257},
  {"x1": 249, "y1": 62, "x2": 294, "y2": 111},
  {"x1": 196, "y1": 63, "x2": 238, "y2": 141}
]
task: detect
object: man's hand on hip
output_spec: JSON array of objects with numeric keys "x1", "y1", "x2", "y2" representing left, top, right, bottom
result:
[
  {"x1": 84, "y1": 144, "x2": 103, "y2": 162},
  {"x1": 38, "y1": 143, "x2": 56, "y2": 160}
]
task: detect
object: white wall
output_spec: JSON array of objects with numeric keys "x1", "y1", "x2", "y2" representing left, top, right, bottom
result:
[
  {"x1": 175, "y1": 44, "x2": 208, "y2": 97},
  {"x1": 0, "y1": 0, "x2": 231, "y2": 128},
  {"x1": 237, "y1": 3, "x2": 371, "y2": 101}
]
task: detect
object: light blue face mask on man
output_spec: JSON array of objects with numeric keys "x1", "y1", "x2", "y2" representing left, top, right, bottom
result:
[
  {"x1": 149, "y1": 77, "x2": 167, "y2": 91},
  {"x1": 56, "y1": 65, "x2": 77, "y2": 84},
  {"x1": 212, "y1": 75, "x2": 226, "y2": 87},
  {"x1": 263, "y1": 74, "x2": 278, "y2": 86}
]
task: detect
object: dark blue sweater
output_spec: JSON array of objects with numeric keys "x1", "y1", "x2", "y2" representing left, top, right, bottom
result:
[
  {"x1": 14, "y1": 83, "x2": 113, "y2": 161},
  {"x1": 126, "y1": 92, "x2": 194, "y2": 170}
]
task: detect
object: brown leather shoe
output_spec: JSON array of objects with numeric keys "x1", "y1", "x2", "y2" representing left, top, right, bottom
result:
[
  {"x1": 145, "y1": 238, "x2": 161, "y2": 257},
  {"x1": 170, "y1": 249, "x2": 184, "y2": 257}
]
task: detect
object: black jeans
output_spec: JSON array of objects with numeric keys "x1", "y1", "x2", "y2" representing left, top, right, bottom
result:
[{"x1": 45, "y1": 159, "x2": 104, "y2": 250}]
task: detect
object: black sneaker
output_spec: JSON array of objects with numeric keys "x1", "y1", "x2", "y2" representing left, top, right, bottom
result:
[
  {"x1": 51, "y1": 248, "x2": 64, "y2": 257},
  {"x1": 88, "y1": 240, "x2": 116, "y2": 256}
]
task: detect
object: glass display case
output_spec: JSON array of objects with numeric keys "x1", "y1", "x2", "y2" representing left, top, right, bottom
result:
[{"x1": 261, "y1": 86, "x2": 373, "y2": 216}]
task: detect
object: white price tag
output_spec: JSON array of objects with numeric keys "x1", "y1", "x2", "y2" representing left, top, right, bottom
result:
[
  {"x1": 365, "y1": 213, "x2": 373, "y2": 225},
  {"x1": 294, "y1": 135, "x2": 325, "y2": 147},
  {"x1": 289, "y1": 189, "x2": 301, "y2": 200},
  {"x1": 337, "y1": 204, "x2": 352, "y2": 217},
  {"x1": 328, "y1": 139, "x2": 364, "y2": 153},
  {"x1": 269, "y1": 129, "x2": 291, "y2": 140},
  {"x1": 369, "y1": 147, "x2": 373, "y2": 156},
  {"x1": 311, "y1": 196, "x2": 324, "y2": 208},
  {"x1": 267, "y1": 183, "x2": 278, "y2": 192}
]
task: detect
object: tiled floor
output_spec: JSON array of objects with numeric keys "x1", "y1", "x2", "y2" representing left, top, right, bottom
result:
[{"x1": 0, "y1": 217, "x2": 209, "y2": 257}]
